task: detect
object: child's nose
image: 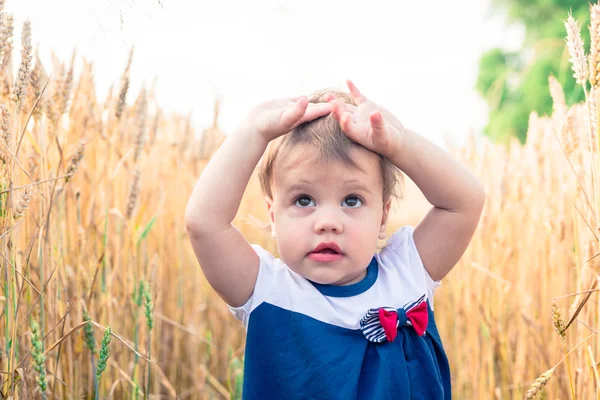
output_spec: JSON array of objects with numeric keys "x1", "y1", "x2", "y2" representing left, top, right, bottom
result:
[{"x1": 313, "y1": 207, "x2": 344, "y2": 234}]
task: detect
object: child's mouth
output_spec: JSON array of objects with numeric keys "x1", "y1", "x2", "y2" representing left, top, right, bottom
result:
[
  {"x1": 308, "y1": 248, "x2": 344, "y2": 262},
  {"x1": 316, "y1": 248, "x2": 338, "y2": 254}
]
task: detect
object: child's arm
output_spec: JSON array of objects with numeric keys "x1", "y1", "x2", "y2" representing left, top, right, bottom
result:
[
  {"x1": 388, "y1": 128, "x2": 485, "y2": 282},
  {"x1": 329, "y1": 80, "x2": 485, "y2": 282},
  {"x1": 185, "y1": 97, "x2": 332, "y2": 307}
]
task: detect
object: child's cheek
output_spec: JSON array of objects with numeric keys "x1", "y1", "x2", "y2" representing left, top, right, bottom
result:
[{"x1": 276, "y1": 210, "x2": 307, "y2": 238}]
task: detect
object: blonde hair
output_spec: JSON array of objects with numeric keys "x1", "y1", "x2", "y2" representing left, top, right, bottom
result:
[{"x1": 258, "y1": 88, "x2": 404, "y2": 204}]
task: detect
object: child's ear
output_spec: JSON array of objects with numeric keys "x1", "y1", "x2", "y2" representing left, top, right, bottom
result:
[{"x1": 379, "y1": 199, "x2": 392, "y2": 239}]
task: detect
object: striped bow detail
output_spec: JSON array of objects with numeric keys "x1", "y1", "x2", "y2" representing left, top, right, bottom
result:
[{"x1": 359, "y1": 294, "x2": 428, "y2": 343}]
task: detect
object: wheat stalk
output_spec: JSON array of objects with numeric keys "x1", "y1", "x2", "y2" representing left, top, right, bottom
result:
[
  {"x1": 30, "y1": 49, "x2": 47, "y2": 121},
  {"x1": 524, "y1": 368, "x2": 555, "y2": 400},
  {"x1": 549, "y1": 75, "x2": 567, "y2": 117},
  {"x1": 13, "y1": 184, "x2": 32, "y2": 219},
  {"x1": 44, "y1": 63, "x2": 66, "y2": 129},
  {"x1": 142, "y1": 281, "x2": 153, "y2": 332},
  {"x1": 83, "y1": 308, "x2": 96, "y2": 354},
  {"x1": 142, "y1": 280, "x2": 153, "y2": 396},
  {"x1": 115, "y1": 48, "x2": 134, "y2": 120},
  {"x1": 589, "y1": 86, "x2": 598, "y2": 147},
  {"x1": 30, "y1": 319, "x2": 47, "y2": 399},
  {"x1": 64, "y1": 140, "x2": 86, "y2": 182},
  {"x1": 126, "y1": 166, "x2": 140, "y2": 220},
  {"x1": 0, "y1": 102, "x2": 10, "y2": 147},
  {"x1": 11, "y1": 19, "x2": 31, "y2": 109},
  {"x1": 561, "y1": 109, "x2": 578, "y2": 159},
  {"x1": 0, "y1": 14, "x2": 14, "y2": 73},
  {"x1": 149, "y1": 111, "x2": 159, "y2": 147},
  {"x1": 590, "y1": 3, "x2": 600, "y2": 86},
  {"x1": 551, "y1": 300, "x2": 567, "y2": 343},
  {"x1": 551, "y1": 301, "x2": 576, "y2": 399},
  {"x1": 566, "y1": 13, "x2": 589, "y2": 85},
  {"x1": 134, "y1": 89, "x2": 147, "y2": 163},
  {"x1": 59, "y1": 51, "x2": 75, "y2": 115},
  {"x1": 82, "y1": 307, "x2": 98, "y2": 396},
  {"x1": 27, "y1": 48, "x2": 41, "y2": 116},
  {"x1": 568, "y1": 8, "x2": 600, "y2": 234},
  {"x1": 95, "y1": 326, "x2": 112, "y2": 400}
]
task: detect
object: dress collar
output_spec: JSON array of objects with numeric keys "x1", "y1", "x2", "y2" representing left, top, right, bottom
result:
[{"x1": 309, "y1": 257, "x2": 378, "y2": 297}]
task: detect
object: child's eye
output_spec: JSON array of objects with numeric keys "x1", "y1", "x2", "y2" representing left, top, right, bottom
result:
[
  {"x1": 294, "y1": 195, "x2": 315, "y2": 208},
  {"x1": 342, "y1": 196, "x2": 363, "y2": 208}
]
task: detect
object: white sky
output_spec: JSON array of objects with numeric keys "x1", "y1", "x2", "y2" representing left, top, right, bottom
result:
[{"x1": 8, "y1": 0, "x2": 524, "y2": 148}]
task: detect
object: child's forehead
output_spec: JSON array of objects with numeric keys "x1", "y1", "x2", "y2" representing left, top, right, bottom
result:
[{"x1": 272, "y1": 144, "x2": 382, "y2": 188}]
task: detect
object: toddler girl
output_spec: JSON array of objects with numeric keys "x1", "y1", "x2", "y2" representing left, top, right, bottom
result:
[{"x1": 185, "y1": 80, "x2": 485, "y2": 399}]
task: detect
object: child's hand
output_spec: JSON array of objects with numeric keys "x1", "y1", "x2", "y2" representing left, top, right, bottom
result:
[
  {"x1": 241, "y1": 96, "x2": 333, "y2": 143},
  {"x1": 327, "y1": 80, "x2": 407, "y2": 159}
]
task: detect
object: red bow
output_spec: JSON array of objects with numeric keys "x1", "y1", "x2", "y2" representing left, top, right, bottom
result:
[
  {"x1": 360, "y1": 296, "x2": 430, "y2": 343},
  {"x1": 377, "y1": 301, "x2": 428, "y2": 342},
  {"x1": 404, "y1": 300, "x2": 428, "y2": 337},
  {"x1": 378, "y1": 308, "x2": 398, "y2": 341}
]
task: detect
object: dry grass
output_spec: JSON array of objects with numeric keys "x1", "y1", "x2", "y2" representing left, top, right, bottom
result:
[{"x1": 1, "y1": 2, "x2": 600, "y2": 399}]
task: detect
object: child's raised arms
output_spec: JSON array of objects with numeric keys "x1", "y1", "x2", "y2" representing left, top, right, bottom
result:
[
  {"x1": 185, "y1": 96, "x2": 332, "y2": 307},
  {"x1": 329, "y1": 81, "x2": 486, "y2": 282}
]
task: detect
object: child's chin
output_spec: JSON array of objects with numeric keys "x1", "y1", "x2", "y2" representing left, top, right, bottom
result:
[{"x1": 303, "y1": 270, "x2": 349, "y2": 286}]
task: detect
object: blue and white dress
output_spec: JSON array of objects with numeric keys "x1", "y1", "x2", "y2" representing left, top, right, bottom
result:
[{"x1": 229, "y1": 226, "x2": 452, "y2": 399}]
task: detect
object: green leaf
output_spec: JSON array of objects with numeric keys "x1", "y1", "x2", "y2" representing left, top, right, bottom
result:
[{"x1": 136, "y1": 216, "x2": 156, "y2": 247}]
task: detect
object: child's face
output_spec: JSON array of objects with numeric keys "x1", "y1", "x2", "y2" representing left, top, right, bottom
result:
[{"x1": 266, "y1": 143, "x2": 391, "y2": 286}]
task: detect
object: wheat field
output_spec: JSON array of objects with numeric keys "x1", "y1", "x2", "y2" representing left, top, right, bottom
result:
[{"x1": 1, "y1": 2, "x2": 600, "y2": 399}]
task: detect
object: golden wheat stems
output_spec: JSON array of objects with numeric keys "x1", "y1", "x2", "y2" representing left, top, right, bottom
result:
[
  {"x1": 566, "y1": 13, "x2": 589, "y2": 85},
  {"x1": 0, "y1": 103, "x2": 9, "y2": 145},
  {"x1": 126, "y1": 166, "x2": 140, "y2": 220},
  {"x1": 0, "y1": 102, "x2": 10, "y2": 164},
  {"x1": 0, "y1": 173, "x2": 70, "y2": 194},
  {"x1": 587, "y1": 345, "x2": 600, "y2": 398},
  {"x1": 115, "y1": 74, "x2": 129, "y2": 121},
  {"x1": 149, "y1": 112, "x2": 159, "y2": 147},
  {"x1": 65, "y1": 140, "x2": 85, "y2": 183},
  {"x1": 0, "y1": 14, "x2": 13, "y2": 74},
  {"x1": 134, "y1": 89, "x2": 147, "y2": 164},
  {"x1": 115, "y1": 48, "x2": 134, "y2": 121},
  {"x1": 12, "y1": 20, "x2": 32, "y2": 111},
  {"x1": 591, "y1": 4, "x2": 600, "y2": 86},
  {"x1": 591, "y1": 4, "x2": 600, "y2": 256},
  {"x1": 549, "y1": 75, "x2": 567, "y2": 117},
  {"x1": 592, "y1": 4, "x2": 600, "y2": 146},
  {"x1": 590, "y1": 86, "x2": 598, "y2": 148},
  {"x1": 551, "y1": 301, "x2": 567, "y2": 343},
  {"x1": 524, "y1": 368, "x2": 555, "y2": 400},
  {"x1": 27, "y1": 50, "x2": 41, "y2": 113},
  {"x1": 525, "y1": 332, "x2": 598, "y2": 400},
  {"x1": 1, "y1": 19, "x2": 22, "y2": 393},
  {"x1": 524, "y1": 300, "x2": 583, "y2": 399},
  {"x1": 59, "y1": 51, "x2": 75, "y2": 116},
  {"x1": 561, "y1": 109, "x2": 578, "y2": 161},
  {"x1": 13, "y1": 183, "x2": 32, "y2": 219},
  {"x1": 567, "y1": 12, "x2": 600, "y2": 236},
  {"x1": 29, "y1": 50, "x2": 47, "y2": 120},
  {"x1": 551, "y1": 301, "x2": 576, "y2": 399}
]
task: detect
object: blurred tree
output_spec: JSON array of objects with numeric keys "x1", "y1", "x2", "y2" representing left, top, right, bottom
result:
[{"x1": 476, "y1": 0, "x2": 590, "y2": 144}]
